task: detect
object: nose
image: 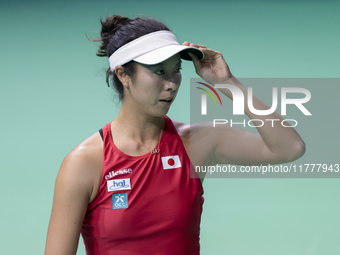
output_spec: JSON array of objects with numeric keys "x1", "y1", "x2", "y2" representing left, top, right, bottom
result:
[
  {"x1": 164, "y1": 73, "x2": 181, "y2": 91},
  {"x1": 165, "y1": 82, "x2": 177, "y2": 91}
]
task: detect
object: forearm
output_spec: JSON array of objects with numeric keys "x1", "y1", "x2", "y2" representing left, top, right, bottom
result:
[{"x1": 217, "y1": 76, "x2": 305, "y2": 161}]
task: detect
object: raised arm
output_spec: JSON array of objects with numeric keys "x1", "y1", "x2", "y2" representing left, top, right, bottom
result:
[
  {"x1": 44, "y1": 134, "x2": 102, "y2": 255},
  {"x1": 212, "y1": 77, "x2": 305, "y2": 166},
  {"x1": 184, "y1": 42, "x2": 305, "y2": 169}
]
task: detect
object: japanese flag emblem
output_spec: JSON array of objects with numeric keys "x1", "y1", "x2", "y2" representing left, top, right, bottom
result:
[{"x1": 161, "y1": 155, "x2": 182, "y2": 170}]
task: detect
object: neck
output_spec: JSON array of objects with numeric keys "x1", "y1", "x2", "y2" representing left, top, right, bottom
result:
[{"x1": 114, "y1": 107, "x2": 165, "y2": 143}]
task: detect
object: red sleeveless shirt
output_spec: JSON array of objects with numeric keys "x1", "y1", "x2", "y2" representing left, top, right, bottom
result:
[{"x1": 81, "y1": 116, "x2": 204, "y2": 255}]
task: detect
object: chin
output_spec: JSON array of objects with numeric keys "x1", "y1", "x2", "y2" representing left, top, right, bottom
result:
[{"x1": 155, "y1": 108, "x2": 170, "y2": 118}]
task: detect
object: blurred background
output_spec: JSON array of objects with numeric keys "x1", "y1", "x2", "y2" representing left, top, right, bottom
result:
[{"x1": 1, "y1": 0, "x2": 339, "y2": 254}]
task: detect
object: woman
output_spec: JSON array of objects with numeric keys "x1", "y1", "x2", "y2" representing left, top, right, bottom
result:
[{"x1": 44, "y1": 15, "x2": 305, "y2": 255}]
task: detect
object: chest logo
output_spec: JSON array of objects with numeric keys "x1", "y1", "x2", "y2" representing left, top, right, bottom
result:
[
  {"x1": 112, "y1": 193, "x2": 128, "y2": 209},
  {"x1": 161, "y1": 155, "x2": 182, "y2": 170},
  {"x1": 107, "y1": 178, "x2": 131, "y2": 192},
  {"x1": 105, "y1": 168, "x2": 132, "y2": 180}
]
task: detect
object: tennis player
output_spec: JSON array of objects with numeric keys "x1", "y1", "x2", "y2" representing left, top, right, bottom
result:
[{"x1": 44, "y1": 15, "x2": 305, "y2": 255}]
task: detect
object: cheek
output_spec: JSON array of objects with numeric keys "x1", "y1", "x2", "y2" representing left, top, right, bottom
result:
[
  {"x1": 175, "y1": 75, "x2": 182, "y2": 91},
  {"x1": 176, "y1": 73, "x2": 182, "y2": 85}
]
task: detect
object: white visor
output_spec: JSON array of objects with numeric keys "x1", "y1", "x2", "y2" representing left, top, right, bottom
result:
[{"x1": 109, "y1": 30, "x2": 204, "y2": 71}]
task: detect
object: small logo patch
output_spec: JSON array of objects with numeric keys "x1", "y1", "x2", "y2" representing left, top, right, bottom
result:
[
  {"x1": 107, "y1": 178, "x2": 131, "y2": 192},
  {"x1": 161, "y1": 155, "x2": 182, "y2": 170},
  {"x1": 105, "y1": 168, "x2": 132, "y2": 180},
  {"x1": 112, "y1": 193, "x2": 128, "y2": 209}
]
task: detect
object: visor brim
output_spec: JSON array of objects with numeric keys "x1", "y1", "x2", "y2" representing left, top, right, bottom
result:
[{"x1": 133, "y1": 45, "x2": 204, "y2": 65}]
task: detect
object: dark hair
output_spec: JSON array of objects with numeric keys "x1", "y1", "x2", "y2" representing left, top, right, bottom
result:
[{"x1": 94, "y1": 15, "x2": 171, "y2": 100}]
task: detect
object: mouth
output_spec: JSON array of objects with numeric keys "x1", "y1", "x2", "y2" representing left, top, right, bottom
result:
[{"x1": 159, "y1": 98, "x2": 173, "y2": 104}]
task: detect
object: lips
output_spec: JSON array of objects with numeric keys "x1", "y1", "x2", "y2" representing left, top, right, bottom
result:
[{"x1": 159, "y1": 98, "x2": 173, "y2": 103}]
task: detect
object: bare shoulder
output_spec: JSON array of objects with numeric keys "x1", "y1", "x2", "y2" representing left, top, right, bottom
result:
[
  {"x1": 171, "y1": 120, "x2": 217, "y2": 156},
  {"x1": 58, "y1": 131, "x2": 103, "y2": 203},
  {"x1": 172, "y1": 119, "x2": 225, "y2": 138},
  {"x1": 171, "y1": 120, "x2": 190, "y2": 138},
  {"x1": 45, "y1": 132, "x2": 103, "y2": 254},
  {"x1": 171, "y1": 120, "x2": 219, "y2": 181},
  {"x1": 171, "y1": 120, "x2": 234, "y2": 165}
]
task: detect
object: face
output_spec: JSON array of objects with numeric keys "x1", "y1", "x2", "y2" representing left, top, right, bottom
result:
[{"x1": 126, "y1": 53, "x2": 182, "y2": 117}]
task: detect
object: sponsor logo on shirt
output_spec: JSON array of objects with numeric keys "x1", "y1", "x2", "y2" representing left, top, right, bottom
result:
[
  {"x1": 161, "y1": 155, "x2": 182, "y2": 170},
  {"x1": 112, "y1": 193, "x2": 128, "y2": 209},
  {"x1": 105, "y1": 168, "x2": 132, "y2": 180},
  {"x1": 107, "y1": 178, "x2": 131, "y2": 192}
]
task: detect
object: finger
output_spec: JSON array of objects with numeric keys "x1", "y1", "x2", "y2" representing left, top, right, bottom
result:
[
  {"x1": 182, "y1": 41, "x2": 207, "y2": 49},
  {"x1": 198, "y1": 47, "x2": 221, "y2": 58},
  {"x1": 188, "y1": 52, "x2": 201, "y2": 72},
  {"x1": 189, "y1": 43, "x2": 207, "y2": 48},
  {"x1": 188, "y1": 52, "x2": 199, "y2": 60}
]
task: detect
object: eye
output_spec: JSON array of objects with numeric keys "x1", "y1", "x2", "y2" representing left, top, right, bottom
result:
[
  {"x1": 175, "y1": 67, "x2": 182, "y2": 73},
  {"x1": 155, "y1": 70, "x2": 165, "y2": 75}
]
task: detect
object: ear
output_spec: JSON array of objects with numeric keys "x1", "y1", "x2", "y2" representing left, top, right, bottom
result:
[{"x1": 115, "y1": 65, "x2": 131, "y2": 89}]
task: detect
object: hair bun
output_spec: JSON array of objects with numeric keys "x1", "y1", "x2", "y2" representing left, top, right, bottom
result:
[{"x1": 97, "y1": 15, "x2": 131, "y2": 57}]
